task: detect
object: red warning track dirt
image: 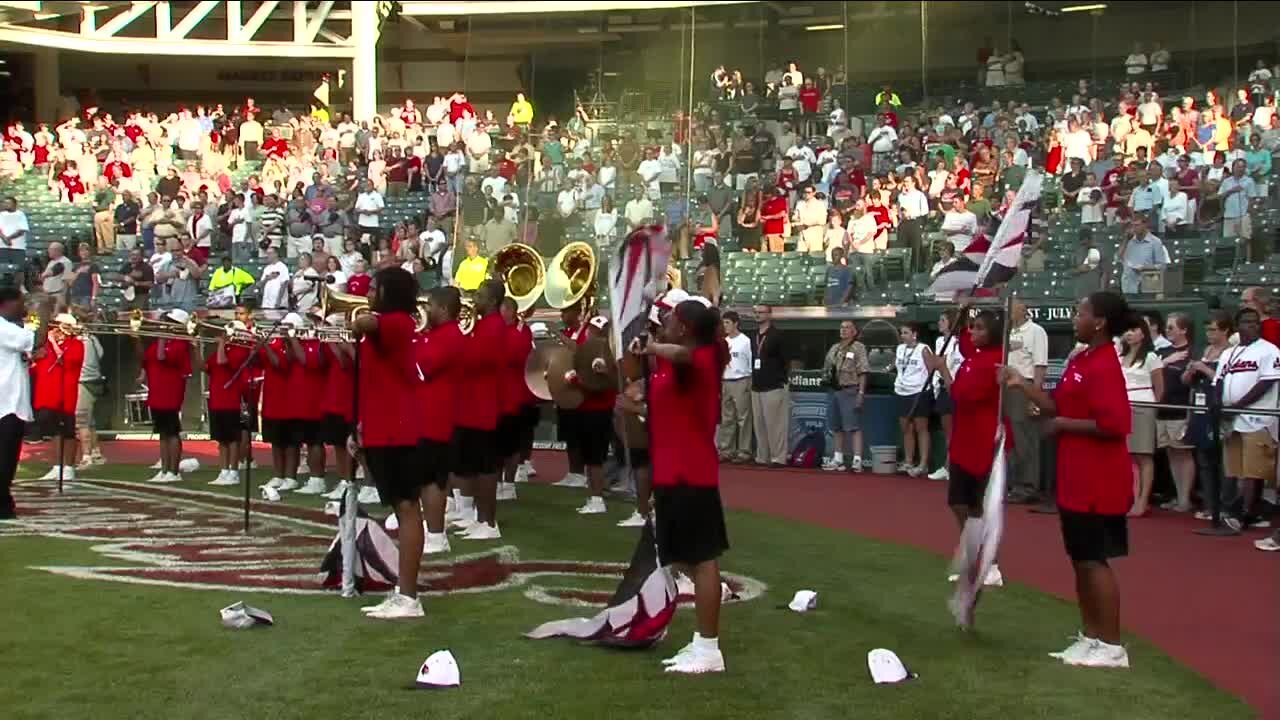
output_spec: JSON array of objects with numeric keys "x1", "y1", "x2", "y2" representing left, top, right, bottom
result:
[{"x1": 20, "y1": 440, "x2": 1277, "y2": 716}]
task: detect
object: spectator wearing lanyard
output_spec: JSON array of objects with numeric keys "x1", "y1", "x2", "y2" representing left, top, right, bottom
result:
[
  {"x1": 750, "y1": 305, "x2": 789, "y2": 467},
  {"x1": 1004, "y1": 291, "x2": 1134, "y2": 669},
  {"x1": 822, "y1": 320, "x2": 869, "y2": 472}
]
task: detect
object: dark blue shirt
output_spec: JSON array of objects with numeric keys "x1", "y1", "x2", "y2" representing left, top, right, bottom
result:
[{"x1": 825, "y1": 265, "x2": 852, "y2": 306}]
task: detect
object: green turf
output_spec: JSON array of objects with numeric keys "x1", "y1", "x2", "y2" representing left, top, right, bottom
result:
[{"x1": 0, "y1": 464, "x2": 1253, "y2": 720}]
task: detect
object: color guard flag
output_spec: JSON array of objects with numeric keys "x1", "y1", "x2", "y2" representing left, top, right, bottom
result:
[
  {"x1": 609, "y1": 225, "x2": 672, "y2": 358},
  {"x1": 928, "y1": 171, "x2": 1043, "y2": 295},
  {"x1": 948, "y1": 428, "x2": 1008, "y2": 628}
]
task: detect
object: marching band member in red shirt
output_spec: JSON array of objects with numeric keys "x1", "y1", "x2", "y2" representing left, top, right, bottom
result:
[
  {"x1": 318, "y1": 323, "x2": 355, "y2": 501},
  {"x1": 258, "y1": 316, "x2": 301, "y2": 494},
  {"x1": 496, "y1": 297, "x2": 532, "y2": 502},
  {"x1": 354, "y1": 268, "x2": 427, "y2": 620},
  {"x1": 414, "y1": 286, "x2": 465, "y2": 555},
  {"x1": 291, "y1": 326, "x2": 329, "y2": 496},
  {"x1": 1005, "y1": 291, "x2": 1134, "y2": 669},
  {"x1": 451, "y1": 280, "x2": 506, "y2": 540},
  {"x1": 31, "y1": 314, "x2": 84, "y2": 482},
  {"x1": 234, "y1": 304, "x2": 262, "y2": 471},
  {"x1": 513, "y1": 313, "x2": 542, "y2": 484},
  {"x1": 204, "y1": 325, "x2": 253, "y2": 487},
  {"x1": 552, "y1": 303, "x2": 590, "y2": 489},
  {"x1": 565, "y1": 315, "x2": 619, "y2": 516},
  {"x1": 632, "y1": 298, "x2": 731, "y2": 675},
  {"x1": 140, "y1": 310, "x2": 193, "y2": 484},
  {"x1": 926, "y1": 306, "x2": 1009, "y2": 587}
]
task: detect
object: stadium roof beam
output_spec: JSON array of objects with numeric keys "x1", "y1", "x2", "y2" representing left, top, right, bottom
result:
[{"x1": 398, "y1": 1, "x2": 758, "y2": 16}]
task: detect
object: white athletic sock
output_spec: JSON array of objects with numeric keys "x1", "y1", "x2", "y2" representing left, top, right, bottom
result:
[
  {"x1": 460, "y1": 496, "x2": 475, "y2": 511},
  {"x1": 452, "y1": 488, "x2": 462, "y2": 502},
  {"x1": 692, "y1": 633, "x2": 719, "y2": 653}
]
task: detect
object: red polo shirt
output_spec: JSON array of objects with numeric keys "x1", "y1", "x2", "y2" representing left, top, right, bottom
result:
[
  {"x1": 142, "y1": 339, "x2": 192, "y2": 412},
  {"x1": 358, "y1": 311, "x2": 420, "y2": 447},
  {"x1": 947, "y1": 331, "x2": 1011, "y2": 478},
  {"x1": 346, "y1": 274, "x2": 371, "y2": 296},
  {"x1": 762, "y1": 195, "x2": 788, "y2": 235},
  {"x1": 205, "y1": 344, "x2": 252, "y2": 412},
  {"x1": 258, "y1": 339, "x2": 293, "y2": 420},
  {"x1": 287, "y1": 338, "x2": 326, "y2": 421},
  {"x1": 455, "y1": 312, "x2": 504, "y2": 432},
  {"x1": 650, "y1": 345, "x2": 723, "y2": 488},
  {"x1": 321, "y1": 344, "x2": 355, "y2": 422},
  {"x1": 416, "y1": 321, "x2": 463, "y2": 442},
  {"x1": 799, "y1": 87, "x2": 821, "y2": 114},
  {"x1": 31, "y1": 336, "x2": 84, "y2": 414},
  {"x1": 502, "y1": 322, "x2": 533, "y2": 416},
  {"x1": 1054, "y1": 344, "x2": 1133, "y2": 515}
]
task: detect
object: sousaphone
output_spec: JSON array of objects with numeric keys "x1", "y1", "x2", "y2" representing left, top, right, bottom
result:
[
  {"x1": 492, "y1": 243, "x2": 546, "y2": 313},
  {"x1": 543, "y1": 241, "x2": 597, "y2": 312}
]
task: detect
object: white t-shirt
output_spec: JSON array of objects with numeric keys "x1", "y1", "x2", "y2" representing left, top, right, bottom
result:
[
  {"x1": 849, "y1": 213, "x2": 881, "y2": 253},
  {"x1": 1063, "y1": 129, "x2": 1093, "y2": 163},
  {"x1": 1078, "y1": 186, "x2": 1104, "y2": 224},
  {"x1": 1119, "y1": 350, "x2": 1163, "y2": 402},
  {"x1": 260, "y1": 260, "x2": 291, "y2": 309},
  {"x1": 1214, "y1": 339, "x2": 1280, "y2": 437},
  {"x1": 894, "y1": 343, "x2": 929, "y2": 395},
  {"x1": 1007, "y1": 319, "x2": 1048, "y2": 380},
  {"x1": 1138, "y1": 102, "x2": 1163, "y2": 126},
  {"x1": 229, "y1": 208, "x2": 250, "y2": 245},
  {"x1": 0, "y1": 319, "x2": 35, "y2": 421},
  {"x1": 354, "y1": 191, "x2": 384, "y2": 228},
  {"x1": 1125, "y1": 53, "x2": 1148, "y2": 75},
  {"x1": 934, "y1": 335, "x2": 964, "y2": 395},
  {"x1": 724, "y1": 333, "x2": 753, "y2": 380},
  {"x1": 0, "y1": 209, "x2": 29, "y2": 249},
  {"x1": 419, "y1": 229, "x2": 448, "y2": 257},
  {"x1": 942, "y1": 210, "x2": 978, "y2": 252},
  {"x1": 188, "y1": 213, "x2": 214, "y2": 248}
]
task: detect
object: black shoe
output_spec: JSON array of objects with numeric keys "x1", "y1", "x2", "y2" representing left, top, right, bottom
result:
[
  {"x1": 769, "y1": 462, "x2": 786, "y2": 469},
  {"x1": 1029, "y1": 502, "x2": 1058, "y2": 514}
]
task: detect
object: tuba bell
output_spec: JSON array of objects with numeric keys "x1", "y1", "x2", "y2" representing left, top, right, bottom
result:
[
  {"x1": 321, "y1": 285, "x2": 371, "y2": 324},
  {"x1": 491, "y1": 243, "x2": 546, "y2": 313},
  {"x1": 543, "y1": 241, "x2": 597, "y2": 311}
]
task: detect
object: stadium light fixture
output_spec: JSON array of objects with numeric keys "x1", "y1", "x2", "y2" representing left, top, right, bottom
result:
[
  {"x1": 805, "y1": 23, "x2": 844, "y2": 31},
  {"x1": 1060, "y1": 3, "x2": 1107, "y2": 12}
]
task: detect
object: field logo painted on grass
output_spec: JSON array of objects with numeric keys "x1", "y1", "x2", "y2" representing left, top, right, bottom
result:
[{"x1": 2, "y1": 480, "x2": 765, "y2": 607}]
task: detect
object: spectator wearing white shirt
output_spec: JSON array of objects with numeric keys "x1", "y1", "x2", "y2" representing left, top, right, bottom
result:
[
  {"x1": 623, "y1": 192, "x2": 655, "y2": 231},
  {"x1": 1124, "y1": 43, "x2": 1148, "y2": 76},
  {"x1": 1077, "y1": 173, "x2": 1105, "y2": 225},
  {"x1": 792, "y1": 185, "x2": 827, "y2": 253},
  {"x1": 593, "y1": 195, "x2": 619, "y2": 246},
  {"x1": 1005, "y1": 300, "x2": 1049, "y2": 503},
  {"x1": 0, "y1": 196, "x2": 29, "y2": 290},
  {"x1": 941, "y1": 196, "x2": 978, "y2": 252},
  {"x1": 556, "y1": 182, "x2": 579, "y2": 220},
  {"x1": 1161, "y1": 180, "x2": 1191, "y2": 235},
  {"x1": 480, "y1": 167, "x2": 507, "y2": 199},
  {"x1": 443, "y1": 145, "x2": 466, "y2": 194},
  {"x1": 353, "y1": 180, "x2": 385, "y2": 243},
  {"x1": 258, "y1": 246, "x2": 290, "y2": 310},
  {"x1": 1217, "y1": 159, "x2": 1260, "y2": 258},
  {"x1": 1137, "y1": 93, "x2": 1163, "y2": 135},
  {"x1": 0, "y1": 288, "x2": 49, "y2": 519},
  {"x1": 897, "y1": 175, "x2": 930, "y2": 272},
  {"x1": 867, "y1": 117, "x2": 898, "y2": 175},
  {"x1": 637, "y1": 148, "x2": 662, "y2": 201},
  {"x1": 1149, "y1": 42, "x2": 1171, "y2": 72},
  {"x1": 786, "y1": 142, "x2": 817, "y2": 185},
  {"x1": 1129, "y1": 166, "x2": 1167, "y2": 216},
  {"x1": 1213, "y1": 307, "x2": 1280, "y2": 531},
  {"x1": 717, "y1": 311, "x2": 754, "y2": 463},
  {"x1": 239, "y1": 117, "x2": 263, "y2": 160},
  {"x1": 657, "y1": 143, "x2": 681, "y2": 193}
]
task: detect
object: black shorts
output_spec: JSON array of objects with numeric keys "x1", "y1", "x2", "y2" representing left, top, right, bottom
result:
[
  {"x1": 654, "y1": 484, "x2": 730, "y2": 567},
  {"x1": 518, "y1": 403, "x2": 541, "y2": 450},
  {"x1": 242, "y1": 407, "x2": 259, "y2": 434},
  {"x1": 947, "y1": 464, "x2": 987, "y2": 509},
  {"x1": 208, "y1": 409, "x2": 242, "y2": 444},
  {"x1": 452, "y1": 427, "x2": 499, "y2": 477},
  {"x1": 323, "y1": 414, "x2": 351, "y2": 447},
  {"x1": 557, "y1": 408, "x2": 579, "y2": 448},
  {"x1": 897, "y1": 391, "x2": 932, "y2": 419},
  {"x1": 496, "y1": 414, "x2": 522, "y2": 459},
  {"x1": 299, "y1": 419, "x2": 324, "y2": 446},
  {"x1": 418, "y1": 438, "x2": 451, "y2": 489},
  {"x1": 151, "y1": 410, "x2": 182, "y2": 438},
  {"x1": 365, "y1": 444, "x2": 424, "y2": 507},
  {"x1": 1059, "y1": 510, "x2": 1129, "y2": 564},
  {"x1": 261, "y1": 418, "x2": 303, "y2": 447},
  {"x1": 35, "y1": 409, "x2": 75, "y2": 440},
  {"x1": 578, "y1": 409, "x2": 613, "y2": 466},
  {"x1": 627, "y1": 447, "x2": 651, "y2": 469},
  {"x1": 932, "y1": 388, "x2": 955, "y2": 416}
]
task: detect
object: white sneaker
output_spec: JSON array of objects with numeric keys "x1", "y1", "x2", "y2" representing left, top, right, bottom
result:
[
  {"x1": 444, "y1": 500, "x2": 465, "y2": 524},
  {"x1": 850, "y1": 455, "x2": 864, "y2": 473},
  {"x1": 296, "y1": 477, "x2": 327, "y2": 495},
  {"x1": 261, "y1": 485, "x2": 281, "y2": 502},
  {"x1": 265, "y1": 477, "x2": 285, "y2": 490},
  {"x1": 61, "y1": 467, "x2": 76, "y2": 482},
  {"x1": 664, "y1": 648, "x2": 725, "y2": 674},
  {"x1": 146, "y1": 470, "x2": 169, "y2": 483},
  {"x1": 906, "y1": 465, "x2": 925, "y2": 478},
  {"x1": 1049, "y1": 632, "x2": 1090, "y2": 660},
  {"x1": 361, "y1": 589, "x2": 400, "y2": 614},
  {"x1": 984, "y1": 565, "x2": 1004, "y2": 587},
  {"x1": 461, "y1": 523, "x2": 501, "y2": 540},
  {"x1": 355, "y1": 465, "x2": 366, "y2": 480},
  {"x1": 277, "y1": 478, "x2": 299, "y2": 492},
  {"x1": 496, "y1": 483, "x2": 517, "y2": 501},
  {"x1": 662, "y1": 640, "x2": 697, "y2": 666},
  {"x1": 617, "y1": 510, "x2": 646, "y2": 527},
  {"x1": 76, "y1": 456, "x2": 94, "y2": 471},
  {"x1": 357, "y1": 486, "x2": 381, "y2": 504},
  {"x1": 1065, "y1": 639, "x2": 1130, "y2": 669},
  {"x1": 821, "y1": 457, "x2": 845, "y2": 471},
  {"x1": 425, "y1": 533, "x2": 451, "y2": 554},
  {"x1": 150, "y1": 460, "x2": 163, "y2": 470},
  {"x1": 366, "y1": 592, "x2": 424, "y2": 620},
  {"x1": 947, "y1": 574, "x2": 959, "y2": 583},
  {"x1": 576, "y1": 496, "x2": 607, "y2": 515},
  {"x1": 522, "y1": 460, "x2": 537, "y2": 478},
  {"x1": 450, "y1": 508, "x2": 478, "y2": 530},
  {"x1": 297, "y1": 460, "x2": 310, "y2": 475},
  {"x1": 209, "y1": 470, "x2": 239, "y2": 486},
  {"x1": 894, "y1": 462, "x2": 910, "y2": 473},
  {"x1": 928, "y1": 466, "x2": 950, "y2": 481},
  {"x1": 239, "y1": 459, "x2": 259, "y2": 470},
  {"x1": 39, "y1": 465, "x2": 61, "y2": 481},
  {"x1": 1254, "y1": 536, "x2": 1280, "y2": 552},
  {"x1": 323, "y1": 480, "x2": 351, "y2": 500},
  {"x1": 90, "y1": 453, "x2": 106, "y2": 466},
  {"x1": 554, "y1": 472, "x2": 588, "y2": 488},
  {"x1": 154, "y1": 472, "x2": 182, "y2": 484},
  {"x1": 514, "y1": 466, "x2": 529, "y2": 483}
]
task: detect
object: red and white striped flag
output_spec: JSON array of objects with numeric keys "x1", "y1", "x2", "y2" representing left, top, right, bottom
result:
[{"x1": 609, "y1": 225, "x2": 671, "y2": 358}]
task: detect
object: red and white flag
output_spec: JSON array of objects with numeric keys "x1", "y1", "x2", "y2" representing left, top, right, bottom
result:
[
  {"x1": 609, "y1": 225, "x2": 671, "y2": 357},
  {"x1": 928, "y1": 171, "x2": 1043, "y2": 295}
]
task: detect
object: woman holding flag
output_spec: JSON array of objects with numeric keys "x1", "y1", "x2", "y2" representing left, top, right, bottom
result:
[
  {"x1": 1003, "y1": 290, "x2": 1133, "y2": 669},
  {"x1": 925, "y1": 305, "x2": 1006, "y2": 587}
]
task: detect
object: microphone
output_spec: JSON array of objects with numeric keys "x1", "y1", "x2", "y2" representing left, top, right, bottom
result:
[{"x1": 302, "y1": 274, "x2": 336, "y2": 284}]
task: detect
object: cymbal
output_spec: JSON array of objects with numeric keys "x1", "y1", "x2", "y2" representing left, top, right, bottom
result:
[
  {"x1": 546, "y1": 345, "x2": 584, "y2": 409},
  {"x1": 573, "y1": 336, "x2": 617, "y2": 393}
]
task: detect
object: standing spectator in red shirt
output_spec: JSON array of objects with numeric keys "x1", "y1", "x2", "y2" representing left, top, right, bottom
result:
[
  {"x1": 761, "y1": 187, "x2": 789, "y2": 252},
  {"x1": 1241, "y1": 286, "x2": 1280, "y2": 346},
  {"x1": 635, "y1": 299, "x2": 731, "y2": 675},
  {"x1": 451, "y1": 280, "x2": 507, "y2": 539},
  {"x1": 798, "y1": 78, "x2": 822, "y2": 137},
  {"x1": 261, "y1": 128, "x2": 289, "y2": 160},
  {"x1": 31, "y1": 315, "x2": 84, "y2": 482},
  {"x1": 1005, "y1": 291, "x2": 1134, "y2": 669},
  {"x1": 141, "y1": 310, "x2": 193, "y2": 484}
]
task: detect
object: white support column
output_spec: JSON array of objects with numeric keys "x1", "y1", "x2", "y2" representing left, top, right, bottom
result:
[
  {"x1": 33, "y1": 47, "x2": 60, "y2": 124},
  {"x1": 226, "y1": 0, "x2": 242, "y2": 40},
  {"x1": 349, "y1": 1, "x2": 379, "y2": 121}
]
